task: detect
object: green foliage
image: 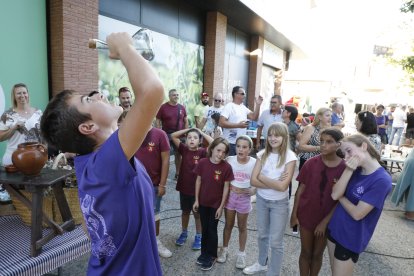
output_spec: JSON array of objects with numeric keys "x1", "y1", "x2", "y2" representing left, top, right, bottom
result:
[
  {"x1": 401, "y1": 0, "x2": 414, "y2": 13},
  {"x1": 401, "y1": 55, "x2": 414, "y2": 73},
  {"x1": 98, "y1": 35, "x2": 204, "y2": 128}
]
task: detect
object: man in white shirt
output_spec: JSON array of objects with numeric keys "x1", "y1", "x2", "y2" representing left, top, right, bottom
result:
[
  {"x1": 389, "y1": 105, "x2": 407, "y2": 146},
  {"x1": 199, "y1": 93, "x2": 224, "y2": 137},
  {"x1": 255, "y1": 95, "x2": 283, "y2": 151},
  {"x1": 219, "y1": 86, "x2": 263, "y2": 155}
]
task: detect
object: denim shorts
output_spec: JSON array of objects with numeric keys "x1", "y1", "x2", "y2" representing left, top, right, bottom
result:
[{"x1": 225, "y1": 191, "x2": 252, "y2": 214}]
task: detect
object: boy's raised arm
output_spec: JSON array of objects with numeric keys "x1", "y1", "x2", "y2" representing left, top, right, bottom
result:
[{"x1": 107, "y1": 32, "x2": 164, "y2": 160}]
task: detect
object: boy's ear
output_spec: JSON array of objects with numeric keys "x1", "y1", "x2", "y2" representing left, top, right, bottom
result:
[{"x1": 78, "y1": 121, "x2": 98, "y2": 136}]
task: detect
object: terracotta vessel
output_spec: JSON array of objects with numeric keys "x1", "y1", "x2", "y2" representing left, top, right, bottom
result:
[{"x1": 12, "y1": 142, "x2": 48, "y2": 175}]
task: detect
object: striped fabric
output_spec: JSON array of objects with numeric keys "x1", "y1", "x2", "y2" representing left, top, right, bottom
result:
[{"x1": 0, "y1": 215, "x2": 90, "y2": 276}]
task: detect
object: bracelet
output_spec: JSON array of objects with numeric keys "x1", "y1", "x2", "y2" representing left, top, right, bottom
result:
[{"x1": 159, "y1": 185, "x2": 166, "y2": 188}]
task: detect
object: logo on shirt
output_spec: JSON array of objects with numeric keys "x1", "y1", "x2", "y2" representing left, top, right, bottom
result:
[
  {"x1": 193, "y1": 155, "x2": 200, "y2": 164},
  {"x1": 214, "y1": 170, "x2": 222, "y2": 181},
  {"x1": 356, "y1": 186, "x2": 364, "y2": 194},
  {"x1": 147, "y1": 142, "x2": 155, "y2": 152}
]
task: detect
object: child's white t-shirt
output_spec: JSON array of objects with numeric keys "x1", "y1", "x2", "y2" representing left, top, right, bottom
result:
[
  {"x1": 227, "y1": 156, "x2": 256, "y2": 189},
  {"x1": 256, "y1": 149, "x2": 297, "y2": 200}
]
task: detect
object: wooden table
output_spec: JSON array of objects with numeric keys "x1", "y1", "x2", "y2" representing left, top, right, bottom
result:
[{"x1": 2, "y1": 168, "x2": 76, "y2": 257}]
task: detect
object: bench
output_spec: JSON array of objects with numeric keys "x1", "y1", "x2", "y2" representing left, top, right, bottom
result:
[{"x1": 0, "y1": 215, "x2": 90, "y2": 276}]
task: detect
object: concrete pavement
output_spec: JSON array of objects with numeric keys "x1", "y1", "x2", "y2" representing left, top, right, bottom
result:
[{"x1": 54, "y1": 164, "x2": 414, "y2": 275}]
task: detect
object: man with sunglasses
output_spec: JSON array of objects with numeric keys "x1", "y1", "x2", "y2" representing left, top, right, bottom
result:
[
  {"x1": 199, "y1": 93, "x2": 224, "y2": 137},
  {"x1": 255, "y1": 95, "x2": 284, "y2": 151},
  {"x1": 219, "y1": 86, "x2": 263, "y2": 156}
]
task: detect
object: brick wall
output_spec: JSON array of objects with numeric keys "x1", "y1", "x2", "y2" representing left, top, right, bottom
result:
[
  {"x1": 49, "y1": 0, "x2": 99, "y2": 97},
  {"x1": 248, "y1": 35, "x2": 264, "y2": 109},
  {"x1": 204, "y1": 12, "x2": 227, "y2": 102}
]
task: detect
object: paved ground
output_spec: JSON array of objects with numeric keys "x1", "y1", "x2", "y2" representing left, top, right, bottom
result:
[{"x1": 3, "y1": 161, "x2": 411, "y2": 276}]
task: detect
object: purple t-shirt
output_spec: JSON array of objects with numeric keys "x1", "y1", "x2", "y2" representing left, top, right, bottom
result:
[
  {"x1": 328, "y1": 167, "x2": 391, "y2": 253},
  {"x1": 135, "y1": 128, "x2": 170, "y2": 186},
  {"x1": 194, "y1": 158, "x2": 234, "y2": 209},
  {"x1": 375, "y1": 115, "x2": 387, "y2": 135},
  {"x1": 74, "y1": 131, "x2": 161, "y2": 275},
  {"x1": 296, "y1": 155, "x2": 346, "y2": 231},
  {"x1": 156, "y1": 103, "x2": 187, "y2": 133},
  {"x1": 176, "y1": 143, "x2": 207, "y2": 196}
]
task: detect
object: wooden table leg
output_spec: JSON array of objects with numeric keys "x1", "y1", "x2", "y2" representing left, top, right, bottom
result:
[
  {"x1": 30, "y1": 186, "x2": 44, "y2": 257},
  {"x1": 52, "y1": 182, "x2": 75, "y2": 231}
]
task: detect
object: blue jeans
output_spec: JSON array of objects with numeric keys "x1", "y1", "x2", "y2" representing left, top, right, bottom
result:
[
  {"x1": 389, "y1": 127, "x2": 404, "y2": 146},
  {"x1": 256, "y1": 194, "x2": 289, "y2": 276}
]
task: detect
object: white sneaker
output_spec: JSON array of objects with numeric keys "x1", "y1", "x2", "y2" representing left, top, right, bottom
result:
[
  {"x1": 157, "y1": 238, "x2": 172, "y2": 258},
  {"x1": 236, "y1": 253, "x2": 246, "y2": 269},
  {"x1": 243, "y1": 262, "x2": 267, "y2": 275},
  {"x1": 217, "y1": 248, "x2": 228, "y2": 263}
]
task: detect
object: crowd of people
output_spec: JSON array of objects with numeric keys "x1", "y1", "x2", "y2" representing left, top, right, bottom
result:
[{"x1": 1, "y1": 32, "x2": 411, "y2": 275}]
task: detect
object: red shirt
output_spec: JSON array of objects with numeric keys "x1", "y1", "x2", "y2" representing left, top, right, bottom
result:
[
  {"x1": 194, "y1": 158, "x2": 234, "y2": 209},
  {"x1": 296, "y1": 155, "x2": 346, "y2": 231},
  {"x1": 135, "y1": 128, "x2": 170, "y2": 186},
  {"x1": 176, "y1": 143, "x2": 207, "y2": 195},
  {"x1": 156, "y1": 103, "x2": 187, "y2": 133}
]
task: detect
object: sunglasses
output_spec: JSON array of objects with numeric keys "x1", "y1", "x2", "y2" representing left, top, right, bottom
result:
[
  {"x1": 270, "y1": 102, "x2": 279, "y2": 105},
  {"x1": 236, "y1": 92, "x2": 246, "y2": 96},
  {"x1": 214, "y1": 99, "x2": 223, "y2": 103}
]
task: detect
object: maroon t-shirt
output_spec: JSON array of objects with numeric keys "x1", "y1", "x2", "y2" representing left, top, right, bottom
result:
[
  {"x1": 194, "y1": 158, "x2": 234, "y2": 209},
  {"x1": 156, "y1": 103, "x2": 187, "y2": 133},
  {"x1": 296, "y1": 155, "x2": 346, "y2": 231},
  {"x1": 135, "y1": 128, "x2": 170, "y2": 186},
  {"x1": 176, "y1": 143, "x2": 207, "y2": 196}
]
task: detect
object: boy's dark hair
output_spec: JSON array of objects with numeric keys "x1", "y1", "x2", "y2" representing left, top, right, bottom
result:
[
  {"x1": 186, "y1": 128, "x2": 202, "y2": 140},
  {"x1": 207, "y1": 137, "x2": 229, "y2": 158},
  {"x1": 284, "y1": 105, "x2": 298, "y2": 122},
  {"x1": 357, "y1": 111, "x2": 378, "y2": 135},
  {"x1": 231, "y1": 86, "x2": 243, "y2": 98},
  {"x1": 40, "y1": 90, "x2": 97, "y2": 155}
]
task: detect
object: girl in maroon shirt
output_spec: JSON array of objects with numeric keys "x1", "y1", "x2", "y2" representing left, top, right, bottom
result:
[
  {"x1": 290, "y1": 128, "x2": 345, "y2": 276},
  {"x1": 193, "y1": 137, "x2": 234, "y2": 271}
]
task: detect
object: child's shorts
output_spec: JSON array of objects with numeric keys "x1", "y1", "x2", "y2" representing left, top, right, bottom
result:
[
  {"x1": 225, "y1": 191, "x2": 251, "y2": 214},
  {"x1": 327, "y1": 230, "x2": 359, "y2": 263},
  {"x1": 180, "y1": 192, "x2": 195, "y2": 212}
]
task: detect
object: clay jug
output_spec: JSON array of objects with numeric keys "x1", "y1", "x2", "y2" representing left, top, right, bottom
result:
[{"x1": 12, "y1": 142, "x2": 48, "y2": 175}]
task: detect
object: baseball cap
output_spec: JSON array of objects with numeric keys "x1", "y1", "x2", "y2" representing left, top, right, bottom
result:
[{"x1": 201, "y1": 92, "x2": 209, "y2": 97}]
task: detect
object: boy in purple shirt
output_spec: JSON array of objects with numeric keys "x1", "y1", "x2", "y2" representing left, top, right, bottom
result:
[{"x1": 40, "y1": 33, "x2": 164, "y2": 275}]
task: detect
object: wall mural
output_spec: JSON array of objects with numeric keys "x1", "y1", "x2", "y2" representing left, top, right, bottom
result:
[{"x1": 98, "y1": 16, "x2": 204, "y2": 127}]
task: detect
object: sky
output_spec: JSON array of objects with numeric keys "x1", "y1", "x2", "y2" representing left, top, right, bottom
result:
[{"x1": 241, "y1": 0, "x2": 411, "y2": 79}]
